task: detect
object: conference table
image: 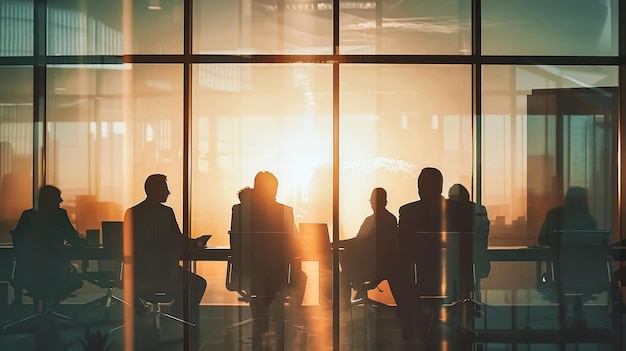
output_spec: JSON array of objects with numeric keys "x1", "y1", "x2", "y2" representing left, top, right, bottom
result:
[{"x1": 2, "y1": 243, "x2": 626, "y2": 262}]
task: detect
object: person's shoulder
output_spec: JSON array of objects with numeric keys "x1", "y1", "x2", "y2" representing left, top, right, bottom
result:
[{"x1": 399, "y1": 201, "x2": 419, "y2": 212}]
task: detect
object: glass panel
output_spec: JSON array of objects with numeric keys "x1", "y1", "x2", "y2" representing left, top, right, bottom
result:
[
  {"x1": 193, "y1": 0, "x2": 333, "y2": 54},
  {"x1": 0, "y1": 66, "x2": 33, "y2": 244},
  {"x1": 45, "y1": 64, "x2": 185, "y2": 348},
  {"x1": 481, "y1": 65, "x2": 618, "y2": 339},
  {"x1": 340, "y1": 0, "x2": 471, "y2": 54},
  {"x1": 482, "y1": 65, "x2": 618, "y2": 245},
  {"x1": 0, "y1": 0, "x2": 34, "y2": 56},
  {"x1": 47, "y1": 0, "x2": 182, "y2": 55},
  {"x1": 482, "y1": 0, "x2": 618, "y2": 55},
  {"x1": 192, "y1": 63, "x2": 334, "y2": 350},
  {"x1": 339, "y1": 64, "x2": 473, "y2": 347},
  {"x1": 47, "y1": 0, "x2": 123, "y2": 56}
]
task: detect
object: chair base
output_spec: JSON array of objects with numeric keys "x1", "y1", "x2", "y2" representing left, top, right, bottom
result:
[{"x1": 3, "y1": 308, "x2": 85, "y2": 333}]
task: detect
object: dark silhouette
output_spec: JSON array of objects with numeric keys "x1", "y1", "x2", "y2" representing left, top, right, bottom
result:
[
  {"x1": 538, "y1": 186, "x2": 597, "y2": 247},
  {"x1": 536, "y1": 186, "x2": 610, "y2": 329},
  {"x1": 229, "y1": 172, "x2": 307, "y2": 351},
  {"x1": 339, "y1": 188, "x2": 402, "y2": 309},
  {"x1": 396, "y1": 167, "x2": 473, "y2": 341},
  {"x1": 11, "y1": 185, "x2": 85, "y2": 305},
  {"x1": 124, "y1": 174, "x2": 210, "y2": 330},
  {"x1": 448, "y1": 183, "x2": 491, "y2": 280}
]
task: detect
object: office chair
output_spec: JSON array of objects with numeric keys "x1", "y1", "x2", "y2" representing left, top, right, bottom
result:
[
  {"x1": 4, "y1": 230, "x2": 85, "y2": 333},
  {"x1": 534, "y1": 230, "x2": 616, "y2": 333},
  {"x1": 225, "y1": 231, "x2": 306, "y2": 351},
  {"x1": 410, "y1": 231, "x2": 480, "y2": 338},
  {"x1": 82, "y1": 260, "x2": 129, "y2": 312},
  {"x1": 339, "y1": 237, "x2": 395, "y2": 351},
  {"x1": 82, "y1": 222, "x2": 128, "y2": 314}
]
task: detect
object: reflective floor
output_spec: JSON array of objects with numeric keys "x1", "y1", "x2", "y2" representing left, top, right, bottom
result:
[{"x1": 0, "y1": 294, "x2": 624, "y2": 351}]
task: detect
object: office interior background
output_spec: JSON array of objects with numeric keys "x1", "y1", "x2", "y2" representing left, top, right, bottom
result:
[{"x1": 0, "y1": 0, "x2": 625, "y2": 350}]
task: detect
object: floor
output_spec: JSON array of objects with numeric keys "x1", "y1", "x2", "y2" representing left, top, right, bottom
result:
[{"x1": 0, "y1": 291, "x2": 624, "y2": 351}]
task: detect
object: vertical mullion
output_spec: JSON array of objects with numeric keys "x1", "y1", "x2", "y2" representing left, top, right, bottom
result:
[
  {"x1": 472, "y1": 0, "x2": 482, "y2": 207},
  {"x1": 33, "y1": 0, "x2": 47, "y2": 202},
  {"x1": 332, "y1": 0, "x2": 340, "y2": 350},
  {"x1": 183, "y1": 0, "x2": 193, "y2": 350},
  {"x1": 615, "y1": 2, "x2": 626, "y2": 348}
]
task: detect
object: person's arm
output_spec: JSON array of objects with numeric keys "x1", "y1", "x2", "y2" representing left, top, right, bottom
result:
[
  {"x1": 538, "y1": 210, "x2": 554, "y2": 246},
  {"x1": 59, "y1": 209, "x2": 86, "y2": 247}
]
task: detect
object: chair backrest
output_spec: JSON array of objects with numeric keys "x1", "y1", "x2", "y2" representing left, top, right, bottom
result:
[
  {"x1": 11, "y1": 229, "x2": 70, "y2": 299},
  {"x1": 227, "y1": 231, "x2": 294, "y2": 299},
  {"x1": 412, "y1": 231, "x2": 474, "y2": 300},
  {"x1": 102, "y1": 221, "x2": 123, "y2": 253},
  {"x1": 553, "y1": 230, "x2": 612, "y2": 296}
]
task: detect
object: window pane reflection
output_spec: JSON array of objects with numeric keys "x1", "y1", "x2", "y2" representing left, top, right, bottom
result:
[
  {"x1": 46, "y1": 64, "x2": 183, "y2": 232},
  {"x1": 482, "y1": 65, "x2": 618, "y2": 246},
  {"x1": 193, "y1": 0, "x2": 333, "y2": 54},
  {"x1": 340, "y1": 0, "x2": 471, "y2": 54},
  {"x1": 0, "y1": 66, "x2": 33, "y2": 244},
  {"x1": 482, "y1": 0, "x2": 618, "y2": 55},
  {"x1": 0, "y1": 0, "x2": 34, "y2": 56},
  {"x1": 192, "y1": 63, "x2": 334, "y2": 350},
  {"x1": 338, "y1": 65, "x2": 472, "y2": 334},
  {"x1": 46, "y1": 0, "x2": 182, "y2": 55}
]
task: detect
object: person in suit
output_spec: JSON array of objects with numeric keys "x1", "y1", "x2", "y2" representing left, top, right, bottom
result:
[
  {"x1": 339, "y1": 187, "x2": 401, "y2": 309},
  {"x1": 229, "y1": 171, "x2": 307, "y2": 351},
  {"x1": 124, "y1": 174, "x2": 210, "y2": 330},
  {"x1": 396, "y1": 167, "x2": 472, "y2": 341},
  {"x1": 11, "y1": 185, "x2": 85, "y2": 305}
]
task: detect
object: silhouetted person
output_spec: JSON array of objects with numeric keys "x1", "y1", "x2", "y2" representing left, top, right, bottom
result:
[
  {"x1": 448, "y1": 183, "x2": 491, "y2": 280},
  {"x1": 397, "y1": 167, "x2": 472, "y2": 341},
  {"x1": 229, "y1": 171, "x2": 307, "y2": 351},
  {"x1": 339, "y1": 188, "x2": 401, "y2": 309},
  {"x1": 538, "y1": 186, "x2": 597, "y2": 247},
  {"x1": 11, "y1": 185, "x2": 85, "y2": 305},
  {"x1": 537, "y1": 186, "x2": 600, "y2": 328},
  {"x1": 124, "y1": 174, "x2": 210, "y2": 334}
]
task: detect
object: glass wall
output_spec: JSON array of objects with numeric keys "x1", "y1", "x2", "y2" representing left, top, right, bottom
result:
[{"x1": 0, "y1": 1, "x2": 623, "y2": 351}]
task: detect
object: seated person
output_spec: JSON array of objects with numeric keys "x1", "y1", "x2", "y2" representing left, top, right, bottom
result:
[
  {"x1": 11, "y1": 185, "x2": 85, "y2": 305},
  {"x1": 124, "y1": 174, "x2": 210, "y2": 327},
  {"x1": 536, "y1": 186, "x2": 605, "y2": 327},
  {"x1": 538, "y1": 186, "x2": 597, "y2": 247},
  {"x1": 340, "y1": 188, "x2": 400, "y2": 309},
  {"x1": 229, "y1": 172, "x2": 307, "y2": 350}
]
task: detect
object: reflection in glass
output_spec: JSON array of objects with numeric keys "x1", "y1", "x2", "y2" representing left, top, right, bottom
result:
[
  {"x1": 338, "y1": 65, "x2": 472, "y2": 346},
  {"x1": 194, "y1": 0, "x2": 333, "y2": 54},
  {"x1": 192, "y1": 63, "x2": 334, "y2": 350},
  {"x1": 46, "y1": 0, "x2": 182, "y2": 55},
  {"x1": 340, "y1": 64, "x2": 472, "y2": 239},
  {"x1": 45, "y1": 64, "x2": 183, "y2": 233},
  {"x1": 0, "y1": 67, "x2": 33, "y2": 244},
  {"x1": 0, "y1": 1, "x2": 34, "y2": 56},
  {"x1": 482, "y1": 65, "x2": 617, "y2": 246},
  {"x1": 482, "y1": 0, "x2": 617, "y2": 55},
  {"x1": 340, "y1": 0, "x2": 471, "y2": 54}
]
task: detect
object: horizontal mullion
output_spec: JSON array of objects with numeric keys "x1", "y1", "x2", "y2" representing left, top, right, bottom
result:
[{"x1": 0, "y1": 54, "x2": 623, "y2": 66}]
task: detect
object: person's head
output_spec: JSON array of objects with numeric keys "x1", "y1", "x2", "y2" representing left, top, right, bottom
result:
[
  {"x1": 369, "y1": 187, "x2": 388, "y2": 212},
  {"x1": 448, "y1": 183, "x2": 470, "y2": 203},
  {"x1": 144, "y1": 174, "x2": 170, "y2": 203},
  {"x1": 253, "y1": 171, "x2": 278, "y2": 201},
  {"x1": 417, "y1": 167, "x2": 443, "y2": 201},
  {"x1": 37, "y1": 185, "x2": 62, "y2": 211},
  {"x1": 237, "y1": 186, "x2": 254, "y2": 203},
  {"x1": 564, "y1": 186, "x2": 590, "y2": 215}
]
